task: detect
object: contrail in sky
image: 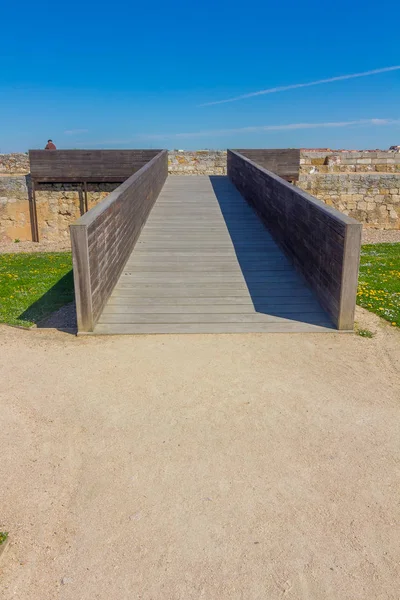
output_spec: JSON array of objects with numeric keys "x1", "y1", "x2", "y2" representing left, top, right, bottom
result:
[
  {"x1": 141, "y1": 118, "x2": 399, "y2": 140},
  {"x1": 75, "y1": 118, "x2": 399, "y2": 145},
  {"x1": 199, "y1": 66, "x2": 400, "y2": 107}
]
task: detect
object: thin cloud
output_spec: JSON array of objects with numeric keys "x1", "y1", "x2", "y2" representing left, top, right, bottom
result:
[
  {"x1": 199, "y1": 65, "x2": 400, "y2": 107},
  {"x1": 64, "y1": 129, "x2": 89, "y2": 135},
  {"x1": 141, "y1": 118, "x2": 400, "y2": 140},
  {"x1": 74, "y1": 138, "x2": 156, "y2": 147}
]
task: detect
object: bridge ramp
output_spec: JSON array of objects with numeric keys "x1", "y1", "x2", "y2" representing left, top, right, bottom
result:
[{"x1": 94, "y1": 176, "x2": 333, "y2": 334}]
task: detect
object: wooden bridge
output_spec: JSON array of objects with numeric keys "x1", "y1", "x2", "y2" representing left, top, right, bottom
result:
[{"x1": 30, "y1": 149, "x2": 362, "y2": 334}]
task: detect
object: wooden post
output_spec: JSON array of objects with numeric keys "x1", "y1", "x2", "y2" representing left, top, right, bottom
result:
[
  {"x1": 83, "y1": 181, "x2": 88, "y2": 213},
  {"x1": 30, "y1": 179, "x2": 39, "y2": 242},
  {"x1": 337, "y1": 222, "x2": 362, "y2": 330},
  {"x1": 70, "y1": 223, "x2": 93, "y2": 331}
]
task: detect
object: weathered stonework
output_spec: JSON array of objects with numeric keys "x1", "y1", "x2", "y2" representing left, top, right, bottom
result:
[
  {"x1": 168, "y1": 151, "x2": 227, "y2": 175},
  {"x1": 299, "y1": 150, "x2": 400, "y2": 174},
  {"x1": 1, "y1": 149, "x2": 399, "y2": 242},
  {"x1": 0, "y1": 153, "x2": 30, "y2": 175},
  {"x1": 0, "y1": 176, "x2": 31, "y2": 241},
  {"x1": 297, "y1": 174, "x2": 399, "y2": 228},
  {"x1": 35, "y1": 183, "x2": 119, "y2": 242},
  {"x1": 0, "y1": 176, "x2": 118, "y2": 242},
  {"x1": 298, "y1": 151, "x2": 400, "y2": 228}
]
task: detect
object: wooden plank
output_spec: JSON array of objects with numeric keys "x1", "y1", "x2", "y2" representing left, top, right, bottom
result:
[
  {"x1": 29, "y1": 150, "x2": 162, "y2": 182},
  {"x1": 135, "y1": 243, "x2": 282, "y2": 249},
  {"x1": 70, "y1": 224, "x2": 93, "y2": 331},
  {"x1": 337, "y1": 222, "x2": 362, "y2": 329},
  {"x1": 122, "y1": 264, "x2": 292, "y2": 273},
  {"x1": 126, "y1": 253, "x2": 284, "y2": 261},
  {"x1": 232, "y1": 149, "x2": 300, "y2": 180},
  {"x1": 107, "y1": 295, "x2": 316, "y2": 306},
  {"x1": 119, "y1": 274, "x2": 300, "y2": 283},
  {"x1": 101, "y1": 304, "x2": 328, "y2": 315},
  {"x1": 97, "y1": 312, "x2": 330, "y2": 324},
  {"x1": 110, "y1": 287, "x2": 314, "y2": 298},
  {"x1": 29, "y1": 178, "x2": 39, "y2": 242},
  {"x1": 93, "y1": 322, "x2": 336, "y2": 334}
]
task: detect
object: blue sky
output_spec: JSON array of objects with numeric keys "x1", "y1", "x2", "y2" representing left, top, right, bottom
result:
[{"x1": 1, "y1": 0, "x2": 399, "y2": 152}]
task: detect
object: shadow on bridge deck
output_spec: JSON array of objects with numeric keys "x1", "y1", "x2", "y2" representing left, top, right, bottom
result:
[{"x1": 208, "y1": 176, "x2": 333, "y2": 328}]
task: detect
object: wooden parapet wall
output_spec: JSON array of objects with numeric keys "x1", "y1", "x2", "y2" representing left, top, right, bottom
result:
[
  {"x1": 70, "y1": 150, "x2": 168, "y2": 332},
  {"x1": 232, "y1": 149, "x2": 300, "y2": 181},
  {"x1": 227, "y1": 150, "x2": 362, "y2": 330},
  {"x1": 29, "y1": 149, "x2": 162, "y2": 182}
]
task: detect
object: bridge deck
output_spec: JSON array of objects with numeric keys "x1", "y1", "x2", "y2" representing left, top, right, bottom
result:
[{"x1": 94, "y1": 176, "x2": 334, "y2": 334}]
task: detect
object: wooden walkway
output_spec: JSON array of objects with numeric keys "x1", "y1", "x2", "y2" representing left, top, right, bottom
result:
[{"x1": 94, "y1": 176, "x2": 334, "y2": 334}]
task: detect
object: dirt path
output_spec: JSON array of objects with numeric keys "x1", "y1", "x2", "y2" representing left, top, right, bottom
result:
[
  {"x1": 0, "y1": 308, "x2": 399, "y2": 600},
  {"x1": 0, "y1": 240, "x2": 71, "y2": 254}
]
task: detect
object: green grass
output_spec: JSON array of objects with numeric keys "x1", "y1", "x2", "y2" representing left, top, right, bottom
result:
[
  {"x1": 0, "y1": 252, "x2": 74, "y2": 328},
  {"x1": 355, "y1": 327, "x2": 375, "y2": 338},
  {"x1": 0, "y1": 244, "x2": 399, "y2": 330},
  {"x1": 358, "y1": 243, "x2": 400, "y2": 327},
  {"x1": 0, "y1": 532, "x2": 8, "y2": 545}
]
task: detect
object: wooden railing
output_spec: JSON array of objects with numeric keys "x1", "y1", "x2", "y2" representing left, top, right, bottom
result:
[
  {"x1": 29, "y1": 149, "x2": 162, "y2": 182},
  {"x1": 232, "y1": 149, "x2": 300, "y2": 181},
  {"x1": 70, "y1": 150, "x2": 168, "y2": 332},
  {"x1": 228, "y1": 150, "x2": 362, "y2": 330}
]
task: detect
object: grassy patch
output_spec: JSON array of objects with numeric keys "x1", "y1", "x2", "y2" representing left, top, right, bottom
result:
[
  {"x1": 356, "y1": 327, "x2": 374, "y2": 338},
  {"x1": 358, "y1": 243, "x2": 400, "y2": 327},
  {"x1": 0, "y1": 532, "x2": 8, "y2": 545},
  {"x1": 0, "y1": 252, "x2": 74, "y2": 328}
]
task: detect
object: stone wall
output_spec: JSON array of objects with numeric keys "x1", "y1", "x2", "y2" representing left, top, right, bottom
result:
[
  {"x1": 0, "y1": 176, "x2": 31, "y2": 242},
  {"x1": 0, "y1": 175, "x2": 118, "y2": 243},
  {"x1": 0, "y1": 151, "x2": 228, "y2": 242},
  {"x1": 298, "y1": 151, "x2": 400, "y2": 229},
  {"x1": 1, "y1": 149, "x2": 399, "y2": 243},
  {"x1": 36, "y1": 183, "x2": 119, "y2": 242},
  {"x1": 0, "y1": 153, "x2": 30, "y2": 175},
  {"x1": 168, "y1": 151, "x2": 227, "y2": 175}
]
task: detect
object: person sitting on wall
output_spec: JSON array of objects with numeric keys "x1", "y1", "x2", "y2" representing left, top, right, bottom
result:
[{"x1": 45, "y1": 139, "x2": 56, "y2": 150}]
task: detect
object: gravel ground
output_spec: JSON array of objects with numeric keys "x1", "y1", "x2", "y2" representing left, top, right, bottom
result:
[
  {"x1": 0, "y1": 240, "x2": 71, "y2": 254},
  {"x1": 0, "y1": 307, "x2": 399, "y2": 600},
  {"x1": 362, "y1": 228, "x2": 400, "y2": 244}
]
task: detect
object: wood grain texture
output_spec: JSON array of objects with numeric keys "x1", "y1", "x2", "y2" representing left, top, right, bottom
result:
[
  {"x1": 94, "y1": 176, "x2": 334, "y2": 334},
  {"x1": 29, "y1": 150, "x2": 162, "y2": 182},
  {"x1": 227, "y1": 151, "x2": 361, "y2": 330},
  {"x1": 70, "y1": 224, "x2": 92, "y2": 331},
  {"x1": 70, "y1": 151, "x2": 168, "y2": 331},
  {"x1": 232, "y1": 149, "x2": 300, "y2": 181}
]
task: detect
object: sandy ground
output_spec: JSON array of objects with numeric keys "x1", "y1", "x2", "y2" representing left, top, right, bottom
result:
[
  {"x1": 0, "y1": 240, "x2": 71, "y2": 254},
  {"x1": 0, "y1": 307, "x2": 399, "y2": 600},
  {"x1": 361, "y1": 229, "x2": 400, "y2": 244}
]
